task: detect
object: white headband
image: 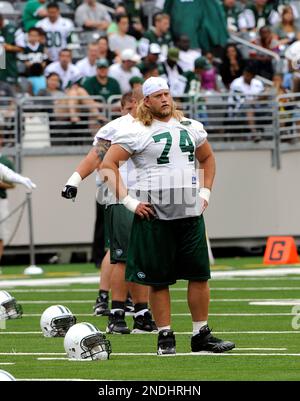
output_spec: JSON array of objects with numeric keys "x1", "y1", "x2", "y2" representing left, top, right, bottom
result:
[{"x1": 142, "y1": 77, "x2": 169, "y2": 97}]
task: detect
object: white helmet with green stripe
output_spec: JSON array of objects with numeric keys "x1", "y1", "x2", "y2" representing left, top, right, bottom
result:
[
  {"x1": 0, "y1": 290, "x2": 23, "y2": 320},
  {"x1": 64, "y1": 322, "x2": 111, "y2": 361},
  {"x1": 40, "y1": 305, "x2": 76, "y2": 337},
  {"x1": 0, "y1": 370, "x2": 16, "y2": 381}
]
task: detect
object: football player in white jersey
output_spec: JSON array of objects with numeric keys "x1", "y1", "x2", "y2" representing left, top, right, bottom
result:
[
  {"x1": 62, "y1": 90, "x2": 157, "y2": 334},
  {"x1": 36, "y1": 2, "x2": 74, "y2": 62},
  {"x1": 101, "y1": 77, "x2": 235, "y2": 355}
]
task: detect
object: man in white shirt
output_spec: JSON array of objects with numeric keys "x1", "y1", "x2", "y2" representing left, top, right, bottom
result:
[
  {"x1": 100, "y1": 77, "x2": 235, "y2": 355},
  {"x1": 108, "y1": 49, "x2": 142, "y2": 94},
  {"x1": 230, "y1": 63, "x2": 264, "y2": 141},
  {"x1": 36, "y1": 2, "x2": 74, "y2": 61},
  {"x1": 177, "y1": 35, "x2": 201, "y2": 73},
  {"x1": 75, "y1": 0, "x2": 111, "y2": 32},
  {"x1": 45, "y1": 48, "x2": 81, "y2": 89},
  {"x1": 76, "y1": 43, "x2": 99, "y2": 79}
]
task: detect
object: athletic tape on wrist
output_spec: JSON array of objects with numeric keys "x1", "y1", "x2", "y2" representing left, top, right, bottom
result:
[
  {"x1": 121, "y1": 195, "x2": 140, "y2": 213},
  {"x1": 66, "y1": 172, "x2": 82, "y2": 187},
  {"x1": 199, "y1": 188, "x2": 211, "y2": 203}
]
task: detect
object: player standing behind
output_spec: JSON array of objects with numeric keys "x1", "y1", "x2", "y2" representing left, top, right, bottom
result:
[
  {"x1": 101, "y1": 77, "x2": 235, "y2": 355},
  {"x1": 62, "y1": 90, "x2": 157, "y2": 334}
]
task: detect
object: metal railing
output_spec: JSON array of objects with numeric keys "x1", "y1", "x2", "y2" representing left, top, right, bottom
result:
[
  {"x1": 277, "y1": 92, "x2": 300, "y2": 148},
  {"x1": 1, "y1": 92, "x2": 300, "y2": 170}
]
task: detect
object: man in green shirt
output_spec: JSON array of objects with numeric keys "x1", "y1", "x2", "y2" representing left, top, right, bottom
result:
[
  {"x1": 0, "y1": 14, "x2": 22, "y2": 84},
  {"x1": 22, "y1": 0, "x2": 48, "y2": 32},
  {"x1": 140, "y1": 13, "x2": 173, "y2": 60},
  {"x1": 164, "y1": 0, "x2": 228, "y2": 51},
  {"x1": 83, "y1": 58, "x2": 121, "y2": 101}
]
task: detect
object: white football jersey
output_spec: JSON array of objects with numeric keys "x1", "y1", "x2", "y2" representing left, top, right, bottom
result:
[
  {"x1": 44, "y1": 61, "x2": 81, "y2": 89},
  {"x1": 94, "y1": 113, "x2": 137, "y2": 205},
  {"x1": 112, "y1": 117, "x2": 208, "y2": 219},
  {"x1": 36, "y1": 16, "x2": 74, "y2": 61}
]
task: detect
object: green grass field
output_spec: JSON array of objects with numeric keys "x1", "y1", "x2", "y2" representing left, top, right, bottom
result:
[{"x1": 1, "y1": 257, "x2": 300, "y2": 381}]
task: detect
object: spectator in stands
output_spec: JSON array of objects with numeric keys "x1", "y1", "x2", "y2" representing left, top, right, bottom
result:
[
  {"x1": 38, "y1": 71, "x2": 64, "y2": 98},
  {"x1": 272, "y1": 5, "x2": 300, "y2": 50},
  {"x1": 97, "y1": 36, "x2": 117, "y2": 65},
  {"x1": 0, "y1": 81, "x2": 15, "y2": 128},
  {"x1": 22, "y1": 0, "x2": 48, "y2": 32},
  {"x1": 129, "y1": 76, "x2": 144, "y2": 90},
  {"x1": 229, "y1": 63, "x2": 265, "y2": 140},
  {"x1": 107, "y1": 3, "x2": 144, "y2": 40},
  {"x1": 137, "y1": 43, "x2": 162, "y2": 74},
  {"x1": 274, "y1": 0, "x2": 299, "y2": 19},
  {"x1": 108, "y1": 14, "x2": 137, "y2": 55},
  {"x1": 284, "y1": 39, "x2": 300, "y2": 89},
  {"x1": 107, "y1": 4, "x2": 127, "y2": 35},
  {"x1": 83, "y1": 58, "x2": 121, "y2": 100},
  {"x1": 75, "y1": 0, "x2": 111, "y2": 32},
  {"x1": 222, "y1": 0, "x2": 247, "y2": 33},
  {"x1": 27, "y1": 62, "x2": 47, "y2": 95},
  {"x1": 140, "y1": 63, "x2": 160, "y2": 80},
  {"x1": 17, "y1": 27, "x2": 48, "y2": 75},
  {"x1": 241, "y1": 0, "x2": 280, "y2": 35},
  {"x1": 220, "y1": 43, "x2": 245, "y2": 89},
  {"x1": 76, "y1": 43, "x2": 99, "y2": 79},
  {"x1": 0, "y1": 14, "x2": 22, "y2": 85},
  {"x1": 250, "y1": 26, "x2": 280, "y2": 80},
  {"x1": 164, "y1": 0, "x2": 228, "y2": 52},
  {"x1": 177, "y1": 35, "x2": 202, "y2": 72},
  {"x1": 45, "y1": 48, "x2": 81, "y2": 90},
  {"x1": 139, "y1": 12, "x2": 173, "y2": 60},
  {"x1": 160, "y1": 47, "x2": 188, "y2": 97},
  {"x1": 108, "y1": 48, "x2": 142, "y2": 93},
  {"x1": 193, "y1": 56, "x2": 219, "y2": 91},
  {"x1": 36, "y1": 2, "x2": 74, "y2": 62}
]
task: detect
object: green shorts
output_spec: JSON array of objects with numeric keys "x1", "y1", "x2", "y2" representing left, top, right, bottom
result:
[
  {"x1": 105, "y1": 204, "x2": 134, "y2": 264},
  {"x1": 126, "y1": 215, "x2": 210, "y2": 286},
  {"x1": 104, "y1": 207, "x2": 110, "y2": 249}
]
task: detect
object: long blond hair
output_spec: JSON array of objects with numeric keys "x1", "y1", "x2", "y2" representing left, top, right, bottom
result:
[{"x1": 136, "y1": 98, "x2": 184, "y2": 126}]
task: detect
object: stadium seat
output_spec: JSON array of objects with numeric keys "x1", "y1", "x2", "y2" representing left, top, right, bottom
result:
[
  {"x1": 0, "y1": 1, "x2": 15, "y2": 14},
  {"x1": 57, "y1": 1, "x2": 74, "y2": 18},
  {"x1": 23, "y1": 112, "x2": 51, "y2": 148}
]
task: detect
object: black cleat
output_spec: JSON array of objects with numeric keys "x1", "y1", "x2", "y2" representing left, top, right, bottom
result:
[
  {"x1": 93, "y1": 297, "x2": 110, "y2": 316},
  {"x1": 191, "y1": 325, "x2": 235, "y2": 353},
  {"x1": 125, "y1": 296, "x2": 134, "y2": 315},
  {"x1": 132, "y1": 311, "x2": 158, "y2": 333},
  {"x1": 157, "y1": 329, "x2": 176, "y2": 356},
  {"x1": 106, "y1": 310, "x2": 131, "y2": 334}
]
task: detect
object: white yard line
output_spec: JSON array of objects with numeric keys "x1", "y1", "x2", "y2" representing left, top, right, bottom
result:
[
  {"x1": 2, "y1": 267, "x2": 300, "y2": 288},
  {"x1": 16, "y1": 299, "x2": 300, "y2": 304},
  {"x1": 0, "y1": 348, "x2": 285, "y2": 357},
  {"x1": 22, "y1": 312, "x2": 295, "y2": 317},
  {"x1": 36, "y1": 352, "x2": 300, "y2": 359},
  {"x1": 9, "y1": 287, "x2": 300, "y2": 293},
  {"x1": 0, "y1": 362, "x2": 15, "y2": 365},
  {"x1": 250, "y1": 300, "x2": 300, "y2": 306},
  {"x1": 1, "y1": 331, "x2": 300, "y2": 335}
]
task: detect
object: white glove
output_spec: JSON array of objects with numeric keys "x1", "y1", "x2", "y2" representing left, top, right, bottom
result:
[{"x1": 19, "y1": 177, "x2": 37, "y2": 190}]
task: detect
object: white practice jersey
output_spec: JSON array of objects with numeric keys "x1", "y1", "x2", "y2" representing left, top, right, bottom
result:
[
  {"x1": 93, "y1": 113, "x2": 137, "y2": 205},
  {"x1": 112, "y1": 117, "x2": 208, "y2": 220},
  {"x1": 36, "y1": 16, "x2": 74, "y2": 61}
]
